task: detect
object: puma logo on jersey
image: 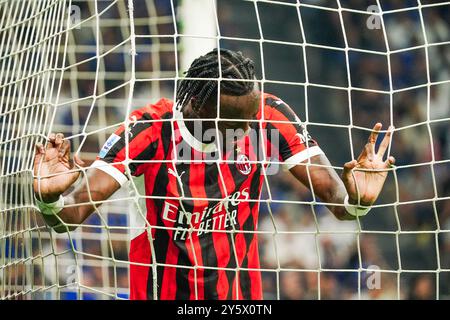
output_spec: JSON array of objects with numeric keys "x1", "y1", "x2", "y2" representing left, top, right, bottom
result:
[
  {"x1": 126, "y1": 115, "x2": 139, "y2": 138},
  {"x1": 168, "y1": 168, "x2": 186, "y2": 179}
]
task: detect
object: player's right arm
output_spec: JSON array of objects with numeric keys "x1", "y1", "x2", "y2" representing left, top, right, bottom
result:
[
  {"x1": 33, "y1": 133, "x2": 121, "y2": 233},
  {"x1": 34, "y1": 103, "x2": 164, "y2": 233}
]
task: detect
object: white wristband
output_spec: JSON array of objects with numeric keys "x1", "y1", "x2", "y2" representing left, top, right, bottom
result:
[
  {"x1": 344, "y1": 195, "x2": 371, "y2": 217},
  {"x1": 35, "y1": 195, "x2": 64, "y2": 216}
]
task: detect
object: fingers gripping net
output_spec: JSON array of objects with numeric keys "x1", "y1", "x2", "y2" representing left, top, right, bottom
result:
[{"x1": 1, "y1": 0, "x2": 449, "y2": 300}]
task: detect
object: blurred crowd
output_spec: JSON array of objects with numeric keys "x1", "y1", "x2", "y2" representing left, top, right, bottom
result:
[
  {"x1": 9, "y1": 0, "x2": 448, "y2": 300},
  {"x1": 253, "y1": 0, "x2": 450, "y2": 300}
]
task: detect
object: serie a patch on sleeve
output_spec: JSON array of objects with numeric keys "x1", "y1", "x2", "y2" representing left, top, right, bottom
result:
[{"x1": 99, "y1": 133, "x2": 121, "y2": 158}]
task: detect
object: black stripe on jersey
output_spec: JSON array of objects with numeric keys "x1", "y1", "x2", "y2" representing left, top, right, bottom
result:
[
  {"x1": 266, "y1": 122, "x2": 293, "y2": 161},
  {"x1": 266, "y1": 96, "x2": 318, "y2": 149},
  {"x1": 174, "y1": 162, "x2": 194, "y2": 300},
  {"x1": 239, "y1": 244, "x2": 252, "y2": 299},
  {"x1": 249, "y1": 122, "x2": 265, "y2": 163},
  {"x1": 147, "y1": 162, "x2": 170, "y2": 300},
  {"x1": 103, "y1": 112, "x2": 154, "y2": 162},
  {"x1": 224, "y1": 161, "x2": 245, "y2": 299},
  {"x1": 160, "y1": 112, "x2": 173, "y2": 157},
  {"x1": 265, "y1": 97, "x2": 299, "y2": 125},
  {"x1": 248, "y1": 166, "x2": 262, "y2": 202},
  {"x1": 225, "y1": 231, "x2": 238, "y2": 300},
  {"x1": 146, "y1": 112, "x2": 175, "y2": 300},
  {"x1": 128, "y1": 140, "x2": 158, "y2": 175},
  {"x1": 201, "y1": 163, "x2": 221, "y2": 299},
  {"x1": 239, "y1": 166, "x2": 262, "y2": 299}
]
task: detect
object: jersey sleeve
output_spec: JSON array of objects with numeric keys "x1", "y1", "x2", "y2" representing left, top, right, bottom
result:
[
  {"x1": 264, "y1": 96, "x2": 324, "y2": 170},
  {"x1": 91, "y1": 107, "x2": 160, "y2": 186}
]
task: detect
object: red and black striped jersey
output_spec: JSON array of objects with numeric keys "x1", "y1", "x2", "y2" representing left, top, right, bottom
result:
[{"x1": 92, "y1": 93, "x2": 323, "y2": 300}]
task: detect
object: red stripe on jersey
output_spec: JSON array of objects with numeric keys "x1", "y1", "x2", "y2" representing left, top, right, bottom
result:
[
  {"x1": 234, "y1": 176, "x2": 256, "y2": 299},
  {"x1": 218, "y1": 162, "x2": 236, "y2": 199},
  {"x1": 248, "y1": 171, "x2": 264, "y2": 300},
  {"x1": 129, "y1": 231, "x2": 151, "y2": 300},
  {"x1": 144, "y1": 162, "x2": 162, "y2": 237},
  {"x1": 213, "y1": 162, "x2": 235, "y2": 299},
  {"x1": 233, "y1": 137, "x2": 260, "y2": 299},
  {"x1": 130, "y1": 158, "x2": 166, "y2": 300},
  {"x1": 160, "y1": 239, "x2": 180, "y2": 299},
  {"x1": 129, "y1": 154, "x2": 166, "y2": 299},
  {"x1": 183, "y1": 231, "x2": 201, "y2": 299},
  {"x1": 114, "y1": 123, "x2": 126, "y2": 137},
  {"x1": 213, "y1": 231, "x2": 231, "y2": 299},
  {"x1": 112, "y1": 125, "x2": 157, "y2": 172},
  {"x1": 159, "y1": 163, "x2": 180, "y2": 300},
  {"x1": 266, "y1": 106, "x2": 304, "y2": 158},
  {"x1": 187, "y1": 161, "x2": 207, "y2": 300},
  {"x1": 234, "y1": 236, "x2": 247, "y2": 300}
]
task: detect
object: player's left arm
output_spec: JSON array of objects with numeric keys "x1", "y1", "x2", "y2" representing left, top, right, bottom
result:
[{"x1": 289, "y1": 123, "x2": 395, "y2": 220}]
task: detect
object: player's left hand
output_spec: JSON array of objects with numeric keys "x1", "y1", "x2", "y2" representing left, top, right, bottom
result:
[{"x1": 342, "y1": 123, "x2": 395, "y2": 206}]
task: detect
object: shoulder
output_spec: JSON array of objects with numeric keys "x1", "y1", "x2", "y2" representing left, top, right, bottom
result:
[
  {"x1": 129, "y1": 98, "x2": 174, "y2": 120},
  {"x1": 263, "y1": 93, "x2": 286, "y2": 108},
  {"x1": 258, "y1": 93, "x2": 298, "y2": 122}
]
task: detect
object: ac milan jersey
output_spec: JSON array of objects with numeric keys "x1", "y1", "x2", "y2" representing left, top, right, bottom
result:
[{"x1": 92, "y1": 93, "x2": 323, "y2": 300}]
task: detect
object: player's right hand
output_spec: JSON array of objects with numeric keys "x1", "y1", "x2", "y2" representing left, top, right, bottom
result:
[{"x1": 33, "y1": 133, "x2": 84, "y2": 203}]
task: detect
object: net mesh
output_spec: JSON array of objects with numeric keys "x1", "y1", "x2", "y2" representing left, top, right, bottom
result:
[{"x1": 0, "y1": 0, "x2": 449, "y2": 300}]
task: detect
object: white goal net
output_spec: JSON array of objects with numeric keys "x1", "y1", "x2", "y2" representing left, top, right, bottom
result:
[{"x1": 1, "y1": 0, "x2": 449, "y2": 300}]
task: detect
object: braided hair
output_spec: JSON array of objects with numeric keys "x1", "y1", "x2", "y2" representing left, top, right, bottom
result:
[{"x1": 176, "y1": 48, "x2": 256, "y2": 112}]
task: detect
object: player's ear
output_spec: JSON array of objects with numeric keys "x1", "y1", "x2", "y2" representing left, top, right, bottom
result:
[
  {"x1": 190, "y1": 97, "x2": 200, "y2": 113},
  {"x1": 198, "y1": 96, "x2": 218, "y2": 118},
  {"x1": 190, "y1": 97, "x2": 207, "y2": 118}
]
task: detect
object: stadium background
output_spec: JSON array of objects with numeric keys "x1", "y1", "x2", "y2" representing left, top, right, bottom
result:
[{"x1": 2, "y1": 0, "x2": 449, "y2": 299}]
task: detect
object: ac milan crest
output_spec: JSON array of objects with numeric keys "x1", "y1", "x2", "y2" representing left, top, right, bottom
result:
[{"x1": 236, "y1": 154, "x2": 252, "y2": 175}]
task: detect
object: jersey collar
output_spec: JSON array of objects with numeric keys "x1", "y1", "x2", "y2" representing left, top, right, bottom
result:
[{"x1": 173, "y1": 107, "x2": 218, "y2": 153}]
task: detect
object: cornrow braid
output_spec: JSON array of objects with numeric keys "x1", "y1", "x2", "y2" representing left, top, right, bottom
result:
[{"x1": 176, "y1": 48, "x2": 256, "y2": 112}]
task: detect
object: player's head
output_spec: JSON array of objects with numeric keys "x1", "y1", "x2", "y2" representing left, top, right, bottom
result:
[{"x1": 176, "y1": 49, "x2": 260, "y2": 138}]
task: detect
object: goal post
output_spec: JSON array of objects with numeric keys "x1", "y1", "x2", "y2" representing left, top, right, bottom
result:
[{"x1": 1, "y1": 0, "x2": 449, "y2": 300}]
